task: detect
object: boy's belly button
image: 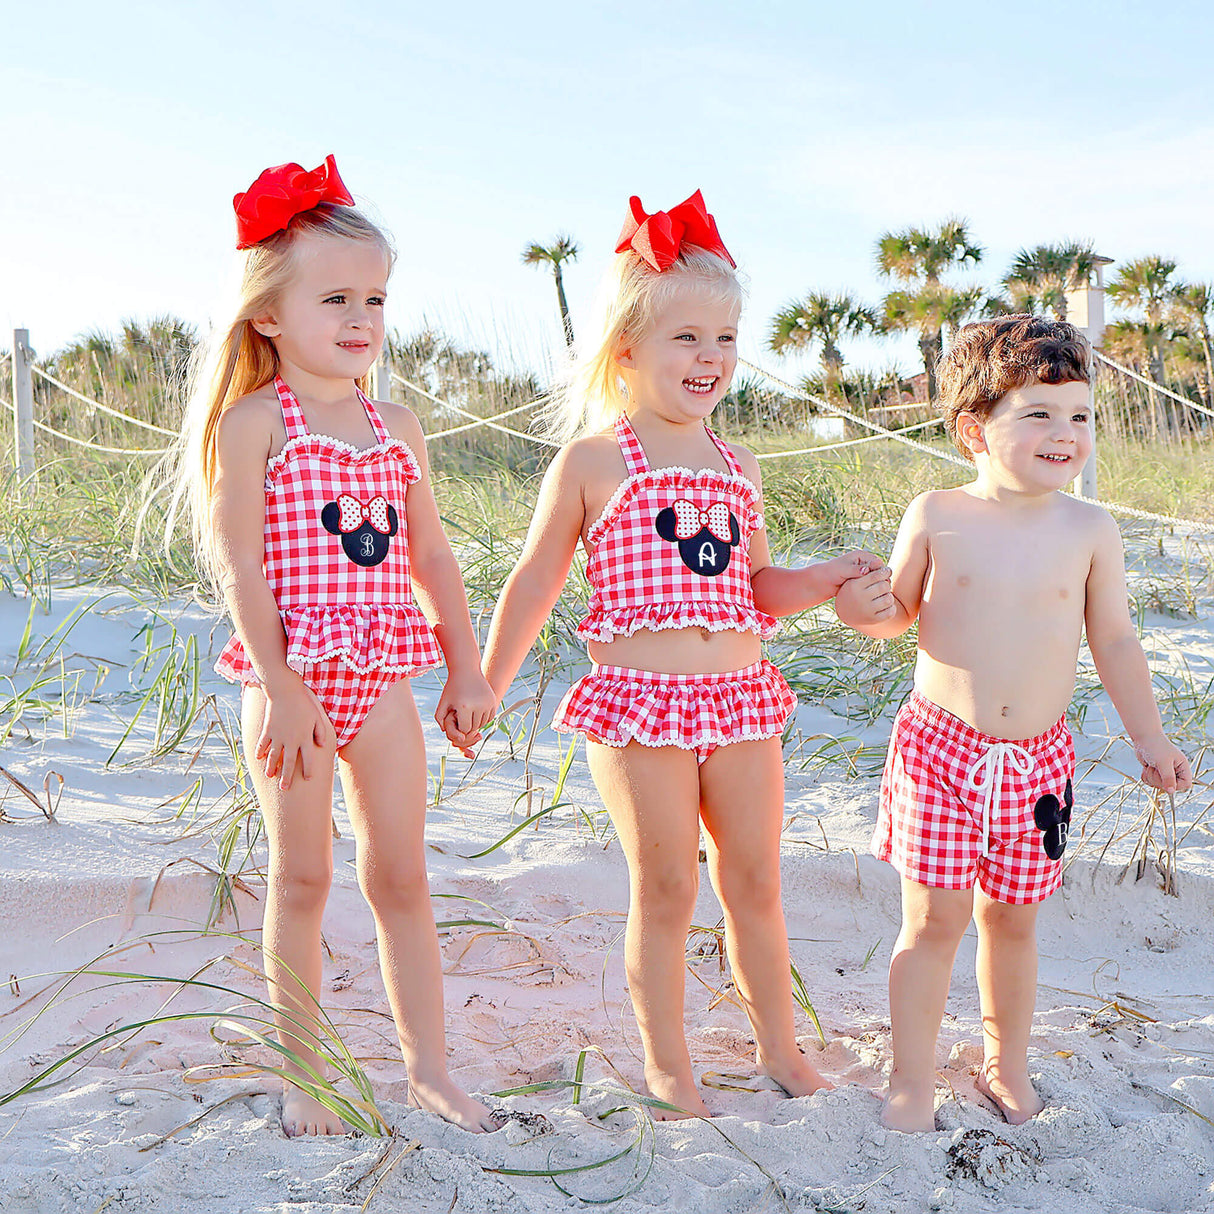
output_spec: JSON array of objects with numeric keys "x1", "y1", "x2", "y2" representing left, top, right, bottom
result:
[{"x1": 1001, "y1": 706, "x2": 1010, "y2": 717}]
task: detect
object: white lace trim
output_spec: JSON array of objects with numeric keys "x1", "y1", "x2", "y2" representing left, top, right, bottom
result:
[
  {"x1": 285, "y1": 646, "x2": 441, "y2": 675},
  {"x1": 552, "y1": 723, "x2": 789, "y2": 751},
  {"x1": 586, "y1": 466, "x2": 763, "y2": 550},
  {"x1": 578, "y1": 612, "x2": 778, "y2": 641},
  {"x1": 265, "y1": 434, "x2": 421, "y2": 491}
]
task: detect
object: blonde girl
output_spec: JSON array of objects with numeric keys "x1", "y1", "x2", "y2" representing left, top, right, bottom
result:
[
  {"x1": 177, "y1": 156, "x2": 497, "y2": 1135},
  {"x1": 480, "y1": 192, "x2": 891, "y2": 1118}
]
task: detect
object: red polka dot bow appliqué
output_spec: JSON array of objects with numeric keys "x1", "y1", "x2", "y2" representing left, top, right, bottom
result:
[
  {"x1": 671, "y1": 500, "x2": 733, "y2": 542},
  {"x1": 615, "y1": 190, "x2": 735, "y2": 272},
  {"x1": 233, "y1": 154, "x2": 354, "y2": 249},
  {"x1": 336, "y1": 493, "x2": 392, "y2": 534}
]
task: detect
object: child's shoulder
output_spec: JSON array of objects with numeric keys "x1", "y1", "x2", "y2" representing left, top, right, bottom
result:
[
  {"x1": 717, "y1": 437, "x2": 761, "y2": 483},
  {"x1": 898, "y1": 487, "x2": 966, "y2": 527},
  {"x1": 373, "y1": 397, "x2": 425, "y2": 446},
  {"x1": 217, "y1": 385, "x2": 281, "y2": 443},
  {"x1": 554, "y1": 431, "x2": 627, "y2": 478}
]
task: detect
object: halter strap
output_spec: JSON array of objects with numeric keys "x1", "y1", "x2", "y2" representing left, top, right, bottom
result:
[
  {"x1": 358, "y1": 385, "x2": 393, "y2": 444},
  {"x1": 273, "y1": 376, "x2": 390, "y2": 446},
  {"x1": 614, "y1": 415, "x2": 650, "y2": 475},
  {"x1": 615, "y1": 414, "x2": 742, "y2": 477},
  {"x1": 274, "y1": 375, "x2": 310, "y2": 441},
  {"x1": 706, "y1": 426, "x2": 743, "y2": 475}
]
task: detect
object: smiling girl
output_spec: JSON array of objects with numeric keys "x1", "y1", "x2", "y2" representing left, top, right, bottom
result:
[{"x1": 480, "y1": 192, "x2": 891, "y2": 1117}]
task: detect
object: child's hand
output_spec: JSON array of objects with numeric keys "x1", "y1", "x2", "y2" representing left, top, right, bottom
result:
[
  {"x1": 1135, "y1": 736, "x2": 1193, "y2": 793},
  {"x1": 255, "y1": 675, "x2": 331, "y2": 791},
  {"x1": 834, "y1": 566, "x2": 896, "y2": 627},
  {"x1": 436, "y1": 669, "x2": 498, "y2": 758},
  {"x1": 828, "y1": 550, "x2": 888, "y2": 588}
]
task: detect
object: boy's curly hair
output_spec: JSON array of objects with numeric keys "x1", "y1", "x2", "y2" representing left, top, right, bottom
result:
[{"x1": 937, "y1": 315, "x2": 1092, "y2": 459}]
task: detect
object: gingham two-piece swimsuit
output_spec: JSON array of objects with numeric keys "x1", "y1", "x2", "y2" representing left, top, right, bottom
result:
[
  {"x1": 554, "y1": 414, "x2": 795, "y2": 762},
  {"x1": 216, "y1": 376, "x2": 441, "y2": 747}
]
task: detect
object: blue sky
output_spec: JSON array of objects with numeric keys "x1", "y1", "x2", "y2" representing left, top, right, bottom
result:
[{"x1": 5, "y1": 0, "x2": 1213, "y2": 382}]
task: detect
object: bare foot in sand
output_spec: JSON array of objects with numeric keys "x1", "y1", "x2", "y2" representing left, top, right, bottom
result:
[
  {"x1": 757, "y1": 1048, "x2": 834, "y2": 1098},
  {"x1": 975, "y1": 1065, "x2": 1044, "y2": 1125},
  {"x1": 282, "y1": 1084, "x2": 347, "y2": 1137},
  {"x1": 407, "y1": 1075, "x2": 500, "y2": 1132},
  {"x1": 644, "y1": 1064, "x2": 710, "y2": 1120},
  {"x1": 880, "y1": 1074, "x2": 937, "y2": 1133}
]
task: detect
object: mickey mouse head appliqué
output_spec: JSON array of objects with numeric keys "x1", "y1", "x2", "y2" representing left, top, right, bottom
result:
[
  {"x1": 321, "y1": 492, "x2": 399, "y2": 567},
  {"x1": 655, "y1": 499, "x2": 740, "y2": 576}
]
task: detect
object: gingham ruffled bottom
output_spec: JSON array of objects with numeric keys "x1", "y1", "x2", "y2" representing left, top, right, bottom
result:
[
  {"x1": 215, "y1": 603, "x2": 442, "y2": 682},
  {"x1": 553, "y1": 660, "x2": 795, "y2": 762}
]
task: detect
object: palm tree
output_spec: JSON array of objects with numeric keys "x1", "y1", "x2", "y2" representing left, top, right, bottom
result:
[
  {"x1": 1002, "y1": 241, "x2": 1098, "y2": 322},
  {"x1": 880, "y1": 282, "x2": 984, "y2": 401},
  {"x1": 768, "y1": 292, "x2": 876, "y2": 388},
  {"x1": 1107, "y1": 256, "x2": 1179, "y2": 434},
  {"x1": 522, "y1": 235, "x2": 579, "y2": 349},
  {"x1": 875, "y1": 218, "x2": 983, "y2": 398},
  {"x1": 1169, "y1": 282, "x2": 1214, "y2": 409}
]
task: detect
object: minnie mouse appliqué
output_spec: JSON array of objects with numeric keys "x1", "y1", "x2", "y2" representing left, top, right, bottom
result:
[
  {"x1": 655, "y1": 499, "x2": 740, "y2": 576},
  {"x1": 321, "y1": 492, "x2": 398, "y2": 567}
]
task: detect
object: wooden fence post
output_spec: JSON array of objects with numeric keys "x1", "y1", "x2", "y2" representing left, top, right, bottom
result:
[
  {"x1": 374, "y1": 353, "x2": 391, "y2": 403},
  {"x1": 1065, "y1": 256, "x2": 1111, "y2": 501},
  {"x1": 12, "y1": 328, "x2": 34, "y2": 480}
]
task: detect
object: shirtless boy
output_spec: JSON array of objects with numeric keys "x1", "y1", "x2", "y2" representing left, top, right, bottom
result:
[{"x1": 836, "y1": 315, "x2": 1192, "y2": 1132}]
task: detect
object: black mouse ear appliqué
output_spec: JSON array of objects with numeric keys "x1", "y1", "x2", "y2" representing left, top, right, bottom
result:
[
  {"x1": 655, "y1": 500, "x2": 740, "y2": 577},
  {"x1": 322, "y1": 495, "x2": 397, "y2": 568},
  {"x1": 1033, "y1": 778, "x2": 1073, "y2": 861}
]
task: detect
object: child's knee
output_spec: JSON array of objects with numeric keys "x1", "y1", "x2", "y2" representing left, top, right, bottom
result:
[
  {"x1": 635, "y1": 867, "x2": 699, "y2": 921},
  {"x1": 903, "y1": 895, "x2": 971, "y2": 946},
  {"x1": 976, "y1": 896, "x2": 1039, "y2": 943},
  {"x1": 358, "y1": 859, "x2": 430, "y2": 916},
  {"x1": 714, "y1": 859, "x2": 782, "y2": 914},
  {"x1": 274, "y1": 861, "x2": 333, "y2": 910}
]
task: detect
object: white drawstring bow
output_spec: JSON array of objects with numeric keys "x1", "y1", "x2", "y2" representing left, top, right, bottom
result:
[{"x1": 965, "y1": 742, "x2": 1035, "y2": 858}]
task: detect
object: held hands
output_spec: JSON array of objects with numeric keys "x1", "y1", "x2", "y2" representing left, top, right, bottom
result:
[
  {"x1": 1134, "y1": 735, "x2": 1194, "y2": 793},
  {"x1": 437, "y1": 668, "x2": 498, "y2": 758},
  {"x1": 255, "y1": 674, "x2": 332, "y2": 791},
  {"x1": 830, "y1": 550, "x2": 896, "y2": 627}
]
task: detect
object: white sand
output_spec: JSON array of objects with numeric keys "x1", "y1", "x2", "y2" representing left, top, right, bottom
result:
[{"x1": 1, "y1": 551, "x2": 1212, "y2": 1214}]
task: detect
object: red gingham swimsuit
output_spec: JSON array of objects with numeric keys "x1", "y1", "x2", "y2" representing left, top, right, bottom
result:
[
  {"x1": 215, "y1": 376, "x2": 442, "y2": 747},
  {"x1": 874, "y1": 690, "x2": 1075, "y2": 904},
  {"x1": 554, "y1": 415, "x2": 795, "y2": 762}
]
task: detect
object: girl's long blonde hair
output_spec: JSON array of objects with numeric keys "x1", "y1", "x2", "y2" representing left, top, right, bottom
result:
[
  {"x1": 542, "y1": 248, "x2": 744, "y2": 443},
  {"x1": 168, "y1": 203, "x2": 394, "y2": 584}
]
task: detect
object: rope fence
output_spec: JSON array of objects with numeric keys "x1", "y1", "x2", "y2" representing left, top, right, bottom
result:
[
  {"x1": 5, "y1": 330, "x2": 1211, "y2": 531},
  {"x1": 30, "y1": 365, "x2": 179, "y2": 436},
  {"x1": 390, "y1": 369, "x2": 561, "y2": 447},
  {"x1": 31, "y1": 417, "x2": 168, "y2": 456},
  {"x1": 739, "y1": 359, "x2": 1214, "y2": 532},
  {"x1": 1094, "y1": 350, "x2": 1214, "y2": 422}
]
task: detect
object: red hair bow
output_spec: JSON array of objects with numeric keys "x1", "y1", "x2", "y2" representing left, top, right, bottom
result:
[
  {"x1": 615, "y1": 190, "x2": 735, "y2": 272},
  {"x1": 233, "y1": 154, "x2": 354, "y2": 249}
]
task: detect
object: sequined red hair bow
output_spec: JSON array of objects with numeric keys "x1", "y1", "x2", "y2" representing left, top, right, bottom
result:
[
  {"x1": 233, "y1": 154, "x2": 354, "y2": 249},
  {"x1": 615, "y1": 190, "x2": 735, "y2": 272}
]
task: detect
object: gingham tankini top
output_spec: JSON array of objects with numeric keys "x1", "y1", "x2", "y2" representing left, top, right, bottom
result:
[
  {"x1": 578, "y1": 415, "x2": 777, "y2": 642},
  {"x1": 215, "y1": 376, "x2": 443, "y2": 681}
]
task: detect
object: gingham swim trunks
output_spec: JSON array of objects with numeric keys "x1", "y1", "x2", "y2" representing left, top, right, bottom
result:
[
  {"x1": 873, "y1": 690, "x2": 1075, "y2": 904},
  {"x1": 553, "y1": 660, "x2": 796, "y2": 764}
]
